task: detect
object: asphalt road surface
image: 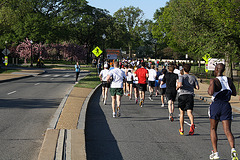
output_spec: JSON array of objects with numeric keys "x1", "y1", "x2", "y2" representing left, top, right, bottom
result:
[
  {"x1": 86, "y1": 88, "x2": 240, "y2": 160},
  {"x1": 0, "y1": 69, "x2": 87, "y2": 160}
]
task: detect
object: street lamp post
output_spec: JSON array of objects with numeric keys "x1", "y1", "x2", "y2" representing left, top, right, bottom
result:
[
  {"x1": 30, "y1": 40, "x2": 33, "y2": 67},
  {"x1": 102, "y1": 34, "x2": 106, "y2": 62}
]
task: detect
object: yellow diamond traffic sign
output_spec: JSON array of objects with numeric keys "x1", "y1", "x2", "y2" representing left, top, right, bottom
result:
[
  {"x1": 92, "y1": 46, "x2": 102, "y2": 57},
  {"x1": 202, "y1": 54, "x2": 211, "y2": 62}
]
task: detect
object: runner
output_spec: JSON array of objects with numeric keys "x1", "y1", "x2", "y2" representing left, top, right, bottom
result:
[
  {"x1": 126, "y1": 64, "x2": 133, "y2": 100},
  {"x1": 155, "y1": 67, "x2": 161, "y2": 96},
  {"x1": 75, "y1": 62, "x2": 81, "y2": 83},
  {"x1": 159, "y1": 69, "x2": 167, "y2": 107},
  {"x1": 99, "y1": 64, "x2": 110, "y2": 105},
  {"x1": 133, "y1": 68, "x2": 139, "y2": 104},
  {"x1": 135, "y1": 62, "x2": 149, "y2": 107},
  {"x1": 148, "y1": 65, "x2": 157, "y2": 101},
  {"x1": 208, "y1": 63, "x2": 238, "y2": 160},
  {"x1": 161, "y1": 65, "x2": 178, "y2": 121},
  {"x1": 106, "y1": 61, "x2": 126, "y2": 118},
  {"x1": 176, "y1": 64, "x2": 199, "y2": 136},
  {"x1": 121, "y1": 64, "x2": 127, "y2": 96}
]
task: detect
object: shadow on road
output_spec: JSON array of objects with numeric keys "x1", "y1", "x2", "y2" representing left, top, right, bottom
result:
[{"x1": 85, "y1": 89, "x2": 123, "y2": 160}]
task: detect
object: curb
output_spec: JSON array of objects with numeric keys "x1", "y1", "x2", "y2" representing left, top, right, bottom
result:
[
  {"x1": 38, "y1": 74, "x2": 100, "y2": 160},
  {"x1": 78, "y1": 83, "x2": 102, "y2": 130}
]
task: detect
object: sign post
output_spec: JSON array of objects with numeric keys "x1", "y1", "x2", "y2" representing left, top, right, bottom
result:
[{"x1": 202, "y1": 54, "x2": 212, "y2": 78}]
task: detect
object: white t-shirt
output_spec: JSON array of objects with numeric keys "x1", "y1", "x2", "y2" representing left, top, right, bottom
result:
[
  {"x1": 126, "y1": 69, "x2": 133, "y2": 81},
  {"x1": 108, "y1": 68, "x2": 126, "y2": 88},
  {"x1": 159, "y1": 74, "x2": 166, "y2": 88},
  {"x1": 133, "y1": 73, "x2": 138, "y2": 84},
  {"x1": 148, "y1": 69, "x2": 157, "y2": 81},
  {"x1": 174, "y1": 69, "x2": 181, "y2": 76},
  {"x1": 99, "y1": 69, "x2": 109, "y2": 81}
]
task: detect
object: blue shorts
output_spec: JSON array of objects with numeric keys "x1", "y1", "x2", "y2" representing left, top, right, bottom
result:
[
  {"x1": 209, "y1": 101, "x2": 232, "y2": 121},
  {"x1": 155, "y1": 80, "x2": 159, "y2": 87}
]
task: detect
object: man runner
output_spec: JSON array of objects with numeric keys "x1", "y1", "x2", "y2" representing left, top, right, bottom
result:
[
  {"x1": 176, "y1": 64, "x2": 199, "y2": 136},
  {"x1": 99, "y1": 64, "x2": 110, "y2": 105},
  {"x1": 162, "y1": 65, "x2": 178, "y2": 121},
  {"x1": 135, "y1": 62, "x2": 149, "y2": 107},
  {"x1": 107, "y1": 61, "x2": 126, "y2": 118},
  {"x1": 208, "y1": 63, "x2": 238, "y2": 160},
  {"x1": 148, "y1": 65, "x2": 157, "y2": 101}
]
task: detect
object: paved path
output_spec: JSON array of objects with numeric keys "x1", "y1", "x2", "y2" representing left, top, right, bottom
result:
[{"x1": 85, "y1": 88, "x2": 240, "y2": 160}]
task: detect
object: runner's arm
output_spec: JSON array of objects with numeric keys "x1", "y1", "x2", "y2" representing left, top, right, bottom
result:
[
  {"x1": 208, "y1": 79, "x2": 215, "y2": 96},
  {"x1": 228, "y1": 78, "x2": 237, "y2": 96}
]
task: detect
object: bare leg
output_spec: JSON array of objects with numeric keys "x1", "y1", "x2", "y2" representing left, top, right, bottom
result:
[
  {"x1": 187, "y1": 110, "x2": 194, "y2": 125},
  {"x1": 116, "y1": 95, "x2": 121, "y2": 107},
  {"x1": 102, "y1": 87, "x2": 105, "y2": 99},
  {"x1": 222, "y1": 120, "x2": 235, "y2": 149},
  {"x1": 111, "y1": 96, "x2": 116, "y2": 113},
  {"x1": 104, "y1": 88, "x2": 108, "y2": 101},
  {"x1": 129, "y1": 84, "x2": 133, "y2": 98},
  {"x1": 210, "y1": 119, "x2": 219, "y2": 153},
  {"x1": 179, "y1": 108, "x2": 185, "y2": 131}
]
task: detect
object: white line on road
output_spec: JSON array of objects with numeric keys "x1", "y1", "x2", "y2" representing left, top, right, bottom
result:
[
  {"x1": 34, "y1": 83, "x2": 40, "y2": 86},
  {"x1": 63, "y1": 75, "x2": 71, "y2": 77},
  {"x1": 51, "y1": 78, "x2": 54, "y2": 80},
  {"x1": 53, "y1": 75, "x2": 60, "y2": 77},
  {"x1": 42, "y1": 75, "x2": 50, "y2": 77},
  {"x1": 184, "y1": 121, "x2": 197, "y2": 128},
  {"x1": 8, "y1": 91, "x2": 16, "y2": 95}
]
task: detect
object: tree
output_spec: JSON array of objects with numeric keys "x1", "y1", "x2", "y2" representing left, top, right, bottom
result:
[{"x1": 114, "y1": 6, "x2": 144, "y2": 58}]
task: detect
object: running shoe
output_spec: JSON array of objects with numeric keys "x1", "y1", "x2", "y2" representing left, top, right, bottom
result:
[
  {"x1": 179, "y1": 128, "x2": 184, "y2": 135},
  {"x1": 117, "y1": 107, "x2": 121, "y2": 117},
  {"x1": 209, "y1": 151, "x2": 220, "y2": 159},
  {"x1": 139, "y1": 99, "x2": 143, "y2": 107},
  {"x1": 161, "y1": 104, "x2": 164, "y2": 107},
  {"x1": 113, "y1": 112, "x2": 116, "y2": 118},
  {"x1": 129, "y1": 97, "x2": 132, "y2": 100},
  {"x1": 169, "y1": 113, "x2": 174, "y2": 122},
  {"x1": 231, "y1": 149, "x2": 239, "y2": 160},
  {"x1": 189, "y1": 124, "x2": 195, "y2": 135},
  {"x1": 148, "y1": 97, "x2": 153, "y2": 101},
  {"x1": 128, "y1": 93, "x2": 130, "y2": 97},
  {"x1": 135, "y1": 99, "x2": 138, "y2": 104}
]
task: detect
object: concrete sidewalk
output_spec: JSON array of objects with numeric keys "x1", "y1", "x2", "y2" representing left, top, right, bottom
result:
[{"x1": 1, "y1": 69, "x2": 240, "y2": 160}]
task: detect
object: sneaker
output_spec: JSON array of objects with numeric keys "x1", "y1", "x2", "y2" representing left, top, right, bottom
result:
[
  {"x1": 128, "y1": 93, "x2": 130, "y2": 97},
  {"x1": 209, "y1": 151, "x2": 220, "y2": 159},
  {"x1": 169, "y1": 113, "x2": 174, "y2": 122},
  {"x1": 117, "y1": 107, "x2": 121, "y2": 117},
  {"x1": 139, "y1": 99, "x2": 143, "y2": 107},
  {"x1": 148, "y1": 97, "x2": 153, "y2": 101},
  {"x1": 161, "y1": 104, "x2": 164, "y2": 107},
  {"x1": 179, "y1": 128, "x2": 184, "y2": 135},
  {"x1": 231, "y1": 149, "x2": 239, "y2": 160},
  {"x1": 189, "y1": 124, "x2": 195, "y2": 135},
  {"x1": 104, "y1": 100, "x2": 106, "y2": 105},
  {"x1": 141, "y1": 103, "x2": 144, "y2": 108},
  {"x1": 113, "y1": 112, "x2": 116, "y2": 118},
  {"x1": 129, "y1": 97, "x2": 132, "y2": 100},
  {"x1": 135, "y1": 99, "x2": 138, "y2": 104}
]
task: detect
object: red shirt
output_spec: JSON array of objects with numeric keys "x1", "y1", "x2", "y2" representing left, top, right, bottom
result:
[{"x1": 135, "y1": 68, "x2": 148, "y2": 84}]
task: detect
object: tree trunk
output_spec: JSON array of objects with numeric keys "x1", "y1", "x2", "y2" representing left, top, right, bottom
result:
[
  {"x1": 225, "y1": 52, "x2": 232, "y2": 79},
  {"x1": 128, "y1": 45, "x2": 132, "y2": 58}
]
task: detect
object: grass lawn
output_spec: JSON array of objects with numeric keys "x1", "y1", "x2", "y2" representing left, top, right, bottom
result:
[
  {"x1": 0, "y1": 68, "x2": 20, "y2": 74},
  {"x1": 75, "y1": 72, "x2": 101, "y2": 89}
]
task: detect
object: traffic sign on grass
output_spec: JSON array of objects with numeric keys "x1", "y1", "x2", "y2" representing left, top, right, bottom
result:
[{"x1": 92, "y1": 47, "x2": 102, "y2": 57}]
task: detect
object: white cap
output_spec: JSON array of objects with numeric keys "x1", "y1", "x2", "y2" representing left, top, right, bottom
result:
[{"x1": 104, "y1": 64, "x2": 108, "y2": 68}]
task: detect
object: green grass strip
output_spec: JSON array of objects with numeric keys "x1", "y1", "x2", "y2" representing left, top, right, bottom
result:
[{"x1": 75, "y1": 72, "x2": 101, "y2": 89}]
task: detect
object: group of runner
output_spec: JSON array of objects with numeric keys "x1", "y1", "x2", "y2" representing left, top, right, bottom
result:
[{"x1": 99, "y1": 59, "x2": 238, "y2": 160}]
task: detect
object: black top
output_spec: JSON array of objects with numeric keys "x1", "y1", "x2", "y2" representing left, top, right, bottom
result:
[{"x1": 162, "y1": 72, "x2": 178, "y2": 90}]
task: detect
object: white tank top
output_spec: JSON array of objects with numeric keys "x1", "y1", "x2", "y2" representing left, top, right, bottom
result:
[{"x1": 211, "y1": 76, "x2": 232, "y2": 101}]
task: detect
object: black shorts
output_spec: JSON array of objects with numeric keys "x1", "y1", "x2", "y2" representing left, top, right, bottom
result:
[
  {"x1": 159, "y1": 88, "x2": 166, "y2": 95},
  {"x1": 209, "y1": 101, "x2": 232, "y2": 121},
  {"x1": 178, "y1": 94, "x2": 194, "y2": 111},
  {"x1": 133, "y1": 83, "x2": 139, "y2": 88},
  {"x1": 102, "y1": 81, "x2": 110, "y2": 88},
  {"x1": 165, "y1": 89, "x2": 177, "y2": 101},
  {"x1": 138, "y1": 83, "x2": 147, "y2": 91},
  {"x1": 127, "y1": 81, "x2": 133, "y2": 84},
  {"x1": 148, "y1": 81, "x2": 155, "y2": 87}
]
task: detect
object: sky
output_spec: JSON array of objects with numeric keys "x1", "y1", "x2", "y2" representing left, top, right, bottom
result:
[{"x1": 87, "y1": 0, "x2": 169, "y2": 20}]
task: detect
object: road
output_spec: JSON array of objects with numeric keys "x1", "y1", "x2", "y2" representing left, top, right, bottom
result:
[
  {"x1": 86, "y1": 89, "x2": 240, "y2": 160},
  {"x1": 0, "y1": 69, "x2": 87, "y2": 160}
]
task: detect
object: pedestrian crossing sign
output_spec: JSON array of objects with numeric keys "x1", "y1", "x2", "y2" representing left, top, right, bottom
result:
[{"x1": 92, "y1": 47, "x2": 102, "y2": 57}]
